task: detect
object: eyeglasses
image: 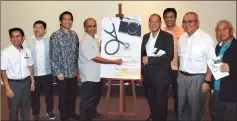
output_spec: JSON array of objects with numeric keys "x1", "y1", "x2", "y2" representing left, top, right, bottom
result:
[{"x1": 182, "y1": 20, "x2": 198, "y2": 25}]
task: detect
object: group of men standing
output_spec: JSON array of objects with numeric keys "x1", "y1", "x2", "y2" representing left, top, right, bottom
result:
[
  {"x1": 142, "y1": 8, "x2": 237, "y2": 121},
  {"x1": 1, "y1": 11, "x2": 122, "y2": 121},
  {"x1": 1, "y1": 8, "x2": 237, "y2": 121}
]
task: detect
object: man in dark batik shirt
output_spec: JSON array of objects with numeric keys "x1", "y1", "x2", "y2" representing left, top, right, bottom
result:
[{"x1": 49, "y1": 11, "x2": 79, "y2": 121}]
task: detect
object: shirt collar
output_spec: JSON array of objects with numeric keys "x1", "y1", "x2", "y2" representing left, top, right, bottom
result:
[
  {"x1": 85, "y1": 33, "x2": 98, "y2": 41},
  {"x1": 59, "y1": 28, "x2": 72, "y2": 35},
  {"x1": 11, "y1": 44, "x2": 24, "y2": 51},
  {"x1": 149, "y1": 29, "x2": 160, "y2": 40},
  {"x1": 184, "y1": 28, "x2": 200, "y2": 37},
  {"x1": 31, "y1": 35, "x2": 48, "y2": 40},
  {"x1": 163, "y1": 24, "x2": 178, "y2": 31},
  {"x1": 219, "y1": 37, "x2": 234, "y2": 46}
]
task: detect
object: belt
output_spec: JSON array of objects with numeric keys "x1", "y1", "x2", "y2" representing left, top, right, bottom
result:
[
  {"x1": 180, "y1": 71, "x2": 204, "y2": 76},
  {"x1": 8, "y1": 76, "x2": 29, "y2": 82}
]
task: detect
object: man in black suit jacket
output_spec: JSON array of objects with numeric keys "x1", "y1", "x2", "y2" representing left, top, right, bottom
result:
[
  {"x1": 210, "y1": 20, "x2": 237, "y2": 121},
  {"x1": 141, "y1": 14, "x2": 174, "y2": 121}
]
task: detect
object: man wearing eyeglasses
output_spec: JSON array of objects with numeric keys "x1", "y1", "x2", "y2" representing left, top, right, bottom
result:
[
  {"x1": 79, "y1": 18, "x2": 123, "y2": 121},
  {"x1": 210, "y1": 20, "x2": 237, "y2": 121},
  {"x1": 177, "y1": 12, "x2": 216, "y2": 120},
  {"x1": 162, "y1": 8, "x2": 184, "y2": 119}
]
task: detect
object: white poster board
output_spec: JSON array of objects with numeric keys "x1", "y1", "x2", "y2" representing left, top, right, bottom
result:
[{"x1": 101, "y1": 17, "x2": 142, "y2": 79}]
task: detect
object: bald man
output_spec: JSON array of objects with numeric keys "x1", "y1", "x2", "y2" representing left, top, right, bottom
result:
[
  {"x1": 78, "y1": 18, "x2": 123, "y2": 121},
  {"x1": 177, "y1": 12, "x2": 216, "y2": 120}
]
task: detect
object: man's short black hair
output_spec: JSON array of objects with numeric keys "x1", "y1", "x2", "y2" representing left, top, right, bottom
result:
[
  {"x1": 9, "y1": 28, "x2": 25, "y2": 37},
  {"x1": 33, "y1": 20, "x2": 47, "y2": 29},
  {"x1": 163, "y1": 8, "x2": 177, "y2": 18},
  {"x1": 59, "y1": 11, "x2": 73, "y2": 21}
]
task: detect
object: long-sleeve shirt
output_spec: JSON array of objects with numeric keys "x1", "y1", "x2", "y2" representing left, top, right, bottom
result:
[
  {"x1": 49, "y1": 28, "x2": 79, "y2": 78},
  {"x1": 25, "y1": 36, "x2": 51, "y2": 76}
]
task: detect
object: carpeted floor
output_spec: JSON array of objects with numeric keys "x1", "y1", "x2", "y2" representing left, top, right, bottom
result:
[{"x1": 1, "y1": 86, "x2": 210, "y2": 120}]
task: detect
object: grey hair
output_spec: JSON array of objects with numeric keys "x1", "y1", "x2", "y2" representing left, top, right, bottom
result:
[{"x1": 216, "y1": 20, "x2": 233, "y2": 29}]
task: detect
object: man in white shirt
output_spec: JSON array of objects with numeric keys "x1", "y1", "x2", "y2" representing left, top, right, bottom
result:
[
  {"x1": 177, "y1": 12, "x2": 216, "y2": 120},
  {"x1": 1, "y1": 28, "x2": 35, "y2": 121},
  {"x1": 25, "y1": 20, "x2": 56, "y2": 121},
  {"x1": 79, "y1": 18, "x2": 122, "y2": 121}
]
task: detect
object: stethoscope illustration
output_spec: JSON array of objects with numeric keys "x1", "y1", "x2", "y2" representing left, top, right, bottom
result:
[{"x1": 103, "y1": 18, "x2": 130, "y2": 55}]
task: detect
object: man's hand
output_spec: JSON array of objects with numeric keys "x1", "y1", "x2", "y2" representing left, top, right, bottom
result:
[
  {"x1": 142, "y1": 56, "x2": 148, "y2": 65},
  {"x1": 220, "y1": 63, "x2": 229, "y2": 72},
  {"x1": 6, "y1": 88, "x2": 14, "y2": 98},
  {"x1": 115, "y1": 59, "x2": 123, "y2": 65},
  {"x1": 57, "y1": 73, "x2": 64, "y2": 81},
  {"x1": 201, "y1": 82, "x2": 210, "y2": 92},
  {"x1": 31, "y1": 82, "x2": 35, "y2": 91}
]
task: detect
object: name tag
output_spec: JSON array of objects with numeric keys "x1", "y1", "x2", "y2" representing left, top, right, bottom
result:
[{"x1": 24, "y1": 52, "x2": 29, "y2": 58}]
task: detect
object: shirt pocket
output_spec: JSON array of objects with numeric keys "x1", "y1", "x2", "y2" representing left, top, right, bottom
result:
[{"x1": 191, "y1": 46, "x2": 204, "y2": 59}]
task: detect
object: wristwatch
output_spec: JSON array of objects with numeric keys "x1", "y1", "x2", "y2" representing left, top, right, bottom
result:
[{"x1": 204, "y1": 80, "x2": 211, "y2": 84}]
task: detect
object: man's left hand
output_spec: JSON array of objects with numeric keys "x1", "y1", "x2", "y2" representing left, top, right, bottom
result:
[{"x1": 220, "y1": 63, "x2": 229, "y2": 72}]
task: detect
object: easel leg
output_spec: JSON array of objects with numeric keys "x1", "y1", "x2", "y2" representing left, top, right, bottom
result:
[
  {"x1": 131, "y1": 80, "x2": 137, "y2": 120},
  {"x1": 119, "y1": 80, "x2": 125, "y2": 120},
  {"x1": 105, "y1": 80, "x2": 112, "y2": 120}
]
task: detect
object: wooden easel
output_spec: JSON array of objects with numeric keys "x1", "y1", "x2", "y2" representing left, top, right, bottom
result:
[
  {"x1": 103, "y1": 78, "x2": 137, "y2": 120},
  {"x1": 103, "y1": 3, "x2": 138, "y2": 120}
]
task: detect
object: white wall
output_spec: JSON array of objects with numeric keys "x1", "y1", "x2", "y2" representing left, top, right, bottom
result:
[{"x1": 1, "y1": 1, "x2": 236, "y2": 49}]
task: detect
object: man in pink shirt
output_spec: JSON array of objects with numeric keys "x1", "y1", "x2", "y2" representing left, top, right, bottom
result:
[{"x1": 162, "y1": 8, "x2": 184, "y2": 119}]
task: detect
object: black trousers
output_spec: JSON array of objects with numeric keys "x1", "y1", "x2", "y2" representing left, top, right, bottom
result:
[
  {"x1": 143, "y1": 71, "x2": 169, "y2": 121},
  {"x1": 210, "y1": 90, "x2": 237, "y2": 121},
  {"x1": 170, "y1": 70, "x2": 178, "y2": 117},
  {"x1": 31, "y1": 74, "x2": 54, "y2": 115},
  {"x1": 80, "y1": 81, "x2": 102, "y2": 121},
  {"x1": 56, "y1": 76, "x2": 78, "y2": 119}
]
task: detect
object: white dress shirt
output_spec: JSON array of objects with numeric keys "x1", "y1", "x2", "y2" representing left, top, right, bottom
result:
[
  {"x1": 35, "y1": 39, "x2": 46, "y2": 75},
  {"x1": 146, "y1": 30, "x2": 160, "y2": 56},
  {"x1": 1, "y1": 45, "x2": 34, "y2": 79},
  {"x1": 178, "y1": 29, "x2": 216, "y2": 74}
]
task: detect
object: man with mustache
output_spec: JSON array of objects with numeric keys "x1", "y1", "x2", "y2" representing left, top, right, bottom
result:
[
  {"x1": 79, "y1": 18, "x2": 123, "y2": 121},
  {"x1": 177, "y1": 12, "x2": 216, "y2": 120},
  {"x1": 1, "y1": 28, "x2": 35, "y2": 121}
]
